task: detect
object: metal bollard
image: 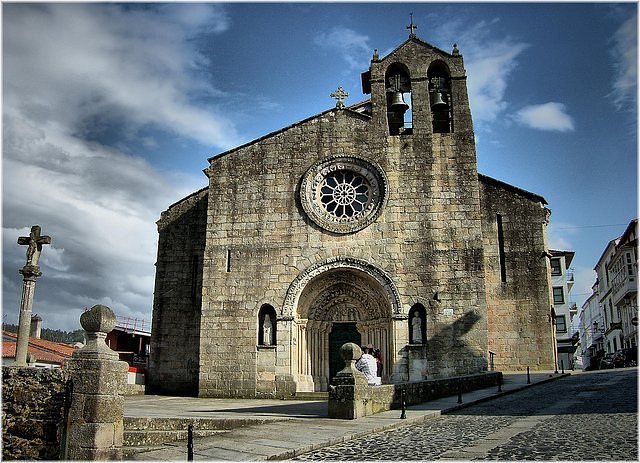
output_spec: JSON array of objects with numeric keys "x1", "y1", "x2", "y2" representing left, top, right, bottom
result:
[
  {"x1": 497, "y1": 374, "x2": 502, "y2": 393},
  {"x1": 187, "y1": 424, "x2": 194, "y2": 461},
  {"x1": 457, "y1": 380, "x2": 463, "y2": 404},
  {"x1": 526, "y1": 366, "x2": 531, "y2": 384},
  {"x1": 400, "y1": 387, "x2": 407, "y2": 419},
  {"x1": 561, "y1": 359, "x2": 565, "y2": 374}
]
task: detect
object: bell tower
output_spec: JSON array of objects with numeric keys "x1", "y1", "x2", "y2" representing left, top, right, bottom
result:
[
  {"x1": 361, "y1": 25, "x2": 474, "y2": 138},
  {"x1": 361, "y1": 21, "x2": 488, "y2": 379}
]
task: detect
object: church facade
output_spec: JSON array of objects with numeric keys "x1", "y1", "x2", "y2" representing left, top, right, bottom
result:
[{"x1": 148, "y1": 32, "x2": 556, "y2": 398}]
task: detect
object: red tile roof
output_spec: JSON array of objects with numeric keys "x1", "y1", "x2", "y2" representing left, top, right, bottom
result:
[{"x1": 2, "y1": 331, "x2": 76, "y2": 364}]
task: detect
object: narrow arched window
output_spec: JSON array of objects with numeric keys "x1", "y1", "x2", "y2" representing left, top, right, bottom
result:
[
  {"x1": 427, "y1": 62, "x2": 452, "y2": 133},
  {"x1": 409, "y1": 303, "x2": 427, "y2": 344},
  {"x1": 258, "y1": 304, "x2": 277, "y2": 346},
  {"x1": 385, "y1": 63, "x2": 412, "y2": 135}
]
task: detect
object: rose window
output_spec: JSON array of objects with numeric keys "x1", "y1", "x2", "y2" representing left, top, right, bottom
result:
[
  {"x1": 300, "y1": 156, "x2": 388, "y2": 234},
  {"x1": 319, "y1": 171, "x2": 370, "y2": 219}
]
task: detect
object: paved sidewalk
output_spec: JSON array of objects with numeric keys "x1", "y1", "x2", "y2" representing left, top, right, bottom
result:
[{"x1": 126, "y1": 370, "x2": 571, "y2": 461}]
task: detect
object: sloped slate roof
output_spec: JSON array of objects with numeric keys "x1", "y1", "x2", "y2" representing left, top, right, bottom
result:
[
  {"x1": 478, "y1": 173, "x2": 548, "y2": 205},
  {"x1": 380, "y1": 36, "x2": 455, "y2": 61},
  {"x1": 207, "y1": 107, "x2": 371, "y2": 163}
]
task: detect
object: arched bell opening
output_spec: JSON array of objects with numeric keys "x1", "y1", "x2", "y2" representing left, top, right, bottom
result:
[
  {"x1": 427, "y1": 61, "x2": 452, "y2": 133},
  {"x1": 385, "y1": 63, "x2": 412, "y2": 135},
  {"x1": 293, "y1": 267, "x2": 394, "y2": 392}
]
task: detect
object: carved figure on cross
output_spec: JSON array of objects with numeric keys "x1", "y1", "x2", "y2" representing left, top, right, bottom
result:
[
  {"x1": 18, "y1": 225, "x2": 51, "y2": 268},
  {"x1": 331, "y1": 86, "x2": 349, "y2": 109}
]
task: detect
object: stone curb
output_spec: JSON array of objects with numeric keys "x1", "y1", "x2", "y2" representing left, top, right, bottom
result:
[{"x1": 266, "y1": 373, "x2": 572, "y2": 461}]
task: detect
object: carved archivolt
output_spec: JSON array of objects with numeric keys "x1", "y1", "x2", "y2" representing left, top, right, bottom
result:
[{"x1": 282, "y1": 256, "x2": 401, "y2": 319}]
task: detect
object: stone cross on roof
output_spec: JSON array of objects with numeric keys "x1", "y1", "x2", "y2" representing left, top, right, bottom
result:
[
  {"x1": 18, "y1": 225, "x2": 51, "y2": 269},
  {"x1": 407, "y1": 13, "x2": 417, "y2": 38},
  {"x1": 331, "y1": 86, "x2": 349, "y2": 109}
]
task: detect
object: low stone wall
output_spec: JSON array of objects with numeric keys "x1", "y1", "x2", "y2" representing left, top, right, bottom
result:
[
  {"x1": 329, "y1": 367, "x2": 502, "y2": 419},
  {"x1": 2, "y1": 366, "x2": 71, "y2": 460},
  {"x1": 393, "y1": 371, "x2": 503, "y2": 408}
]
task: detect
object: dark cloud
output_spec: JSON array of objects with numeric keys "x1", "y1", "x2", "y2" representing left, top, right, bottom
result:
[{"x1": 3, "y1": 4, "x2": 232, "y2": 330}]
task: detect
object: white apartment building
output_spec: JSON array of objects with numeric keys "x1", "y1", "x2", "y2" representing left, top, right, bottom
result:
[
  {"x1": 580, "y1": 219, "x2": 638, "y2": 370},
  {"x1": 609, "y1": 220, "x2": 638, "y2": 350},
  {"x1": 550, "y1": 250, "x2": 577, "y2": 370},
  {"x1": 595, "y1": 239, "x2": 623, "y2": 356},
  {"x1": 579, "y1": 283, "x2": 604, "y2": 370}
]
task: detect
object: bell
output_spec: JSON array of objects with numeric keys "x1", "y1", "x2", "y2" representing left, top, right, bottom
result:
[
  {"x1": 389, "y1": 91, "x2": 409, "y2": 113},
  {"x1": 431, "y1": 91, "x2": 447, "y2": 110}
]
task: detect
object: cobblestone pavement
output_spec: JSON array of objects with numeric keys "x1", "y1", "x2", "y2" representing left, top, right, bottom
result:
[{"x1": 292, "y1": 369, "x2": 638, "y2": 461}]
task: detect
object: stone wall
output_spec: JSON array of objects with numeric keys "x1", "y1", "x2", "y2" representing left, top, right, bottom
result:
[
  {"x1": 397, "y1": 371, "x2": 502, "y2": 407},
  {"x1": 328, "y1": 370, "x2": 502, "y2": 419},
  {"x1": 148, "y1": 188, "x2": 208, "y2": 396},
  {"x1": 479, "y1": 176, "x2": 555, "y2": 371},
  {"x1": 194, "y1": 100, "x2": 487, "y2": 396},
  {"x1": 2, "y1": 366, "x2": 71, "y2": 460},
  {"x1": 151, "y1": 37, "x2": 553, "y2": 398}
]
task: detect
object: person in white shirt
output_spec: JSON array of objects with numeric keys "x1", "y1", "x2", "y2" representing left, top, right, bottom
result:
[{"x1": 355, "y1": 344, "x2": 381, "y2": 385}]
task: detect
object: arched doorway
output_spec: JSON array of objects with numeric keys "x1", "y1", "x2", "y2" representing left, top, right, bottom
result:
[
  {"x1": 328, "y1": 323, "x2": 361, "y2": 381},
  {"x1": 291, "y1": 263, "x2": 396, "y2": 392}
]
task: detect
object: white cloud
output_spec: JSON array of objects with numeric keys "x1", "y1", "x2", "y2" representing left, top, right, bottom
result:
[
  {"x1": 609, "y1": 13, "x2": 637, "y2": 111},
  {"x1": 315, "y1": 27, "x2": 371, "y2": 69},
  {"x1": 3, "y1": 3, "x2": 238, "y2": 149},
  {"x1": 425, "y1": 17, "x2": 529, "y2": 126},
  {"x1": 2, "y1": 4, "x2": 225, "y2": 330},
  {"x1": 513, "y1": 103, "x2": 575, "y2": 132},
  {"x1": 546, "y1": 221, "x2": 580, "y2": 252}
]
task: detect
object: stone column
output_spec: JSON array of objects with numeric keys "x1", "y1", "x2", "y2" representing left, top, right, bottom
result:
[
  {"x1": 15, "y1": 225, "x2": 51, "y2": 366},
  {"x1": 65, "y1": 305, "x2": 128, "y2": 460},
  {"x1": 14, "y1": 267, "x2": 40, "y2": 366}
]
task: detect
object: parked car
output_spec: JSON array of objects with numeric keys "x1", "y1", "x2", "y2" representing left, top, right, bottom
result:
[
  {"x1": 600, "y1": 353, "x2": 615, "y2": 369},
  {"x1": 612, "y1": 351, "x2": 625, "y2": 368},
  {"x1": 623, "y1": 346, "x2": 637, "y2": 367}
]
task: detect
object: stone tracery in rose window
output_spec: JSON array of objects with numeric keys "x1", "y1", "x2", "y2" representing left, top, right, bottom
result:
[
  {"x1": 300, "y1": 156, "x2": 388, "y2": 234},
  {"x1": 318, "y1": 170, "x2": 371, "y2": 219}
]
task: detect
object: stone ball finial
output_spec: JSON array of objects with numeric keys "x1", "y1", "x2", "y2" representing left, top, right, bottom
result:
[
  {"x1": 80, "y1": 305, "x2": 116, "y2": 334},
  {"x1": 340, "y1": 342, "x2": 362, "y2": 364}
]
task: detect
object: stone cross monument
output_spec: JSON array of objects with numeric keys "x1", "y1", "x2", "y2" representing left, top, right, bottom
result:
[{"x1": 15, "y1": 225, "x2": 51, "y2": 366}]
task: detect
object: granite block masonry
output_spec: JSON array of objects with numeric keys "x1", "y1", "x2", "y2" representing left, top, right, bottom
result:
[
  {"x1": 65, "y1": 305, "x2": 128, "y2": 460},
  {"x1": 149, "y1": 27, "x2": 556, "y2": 398},
  {"x1": 2, "y1": 366, "x2": 70, "y2": 460}
]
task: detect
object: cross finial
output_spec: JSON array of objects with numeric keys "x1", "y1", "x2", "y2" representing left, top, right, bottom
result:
[
  {"x1": 407, "y1": 13, "x2": 417, "y2": 38},
  {"x1": 330, "y1": 86, "x2": 349, "y2": 109}
]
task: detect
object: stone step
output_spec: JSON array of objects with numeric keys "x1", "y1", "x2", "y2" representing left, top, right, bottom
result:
[
  {"x1": 290, "y1": 392, "x2": 329, "y2": 400},
  {"x1": 124, "y1": 428, "x2": 227, "y2": 447},
  {"x1": 123, "y1": 416, "x2": 287, "y2": 449}
]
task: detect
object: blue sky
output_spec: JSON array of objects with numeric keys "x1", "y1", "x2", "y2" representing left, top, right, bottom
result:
[{"x1": 2, "y1": 2, "x2": 637, "y2": 331}]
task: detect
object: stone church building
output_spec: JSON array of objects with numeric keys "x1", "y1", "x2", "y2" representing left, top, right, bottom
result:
[{"x1": 148, "y1": 30, "x2": 556, "y2": 398}]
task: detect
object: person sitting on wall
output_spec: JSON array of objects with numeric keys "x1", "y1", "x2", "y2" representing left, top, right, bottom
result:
[
  {"x1": 373, "y1": 348, "x2": 383, "y2": 377},
  {"x1": 355, "y1": 344, "x2": 382, "y2": 385}
]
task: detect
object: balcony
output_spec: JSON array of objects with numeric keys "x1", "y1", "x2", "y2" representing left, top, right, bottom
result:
[
  {"x1": 605, "y1": 321, "x2": 623, "y2": 335},
  {"x1": 612, "y1": 276, "x2": 638, "y2": 306},
  {"x1": 569, "y1": 303, "x2": 578, "y2": 316}
]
